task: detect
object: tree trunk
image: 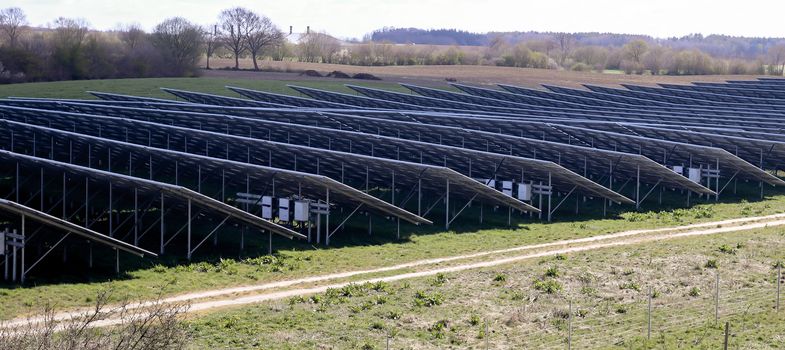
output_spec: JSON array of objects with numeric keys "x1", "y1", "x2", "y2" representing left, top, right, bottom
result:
[
  {"x1": 252, "y1": 52, "x2": 259, "y2": 70},
  {"x1": 234, "y1": 52, "x2": 239, "y2": 70}
]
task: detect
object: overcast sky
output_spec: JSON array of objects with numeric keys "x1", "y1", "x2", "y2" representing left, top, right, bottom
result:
[{"x1": 10, "y1": 0, "x2": 785, "y2": 40}]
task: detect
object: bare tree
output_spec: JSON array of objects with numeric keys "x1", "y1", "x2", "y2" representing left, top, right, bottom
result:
[
  {"x1": 298, "y1": 31, "x2": 340, "y2": 63},
  {"x1": 623, "y1": 39, "x2": 648, "y2": 64},
  {"x1": 218, "y1": 7, "x2": 254, "y2": 69},
  {"x1": 767, "y1": 44, "x2": 785, "y2": 76},
  {"x1": 0, "y1": 288, "x2": 190, "y2": 350},
  {"x1": 119, "y1": 23, "x2": 146, "y2": 51},
  {"x1": 245, "y1": 13, "x2": 283, "y2": 70},
  {"x1": 152, "y1": 17, "x2": 203, "y2": 75},
  {"x1": 52, "y1": 17, "x2": 89, "y2": 49},
  {"x1": 203, "y1": 24, "x2": 221, "y2": 69},
  {"x1": 555, "y1": 33, "x2": 574, "y2": 68},
  {"x1": 0, "y1": 7, "x2": 27, "y2": 47}
]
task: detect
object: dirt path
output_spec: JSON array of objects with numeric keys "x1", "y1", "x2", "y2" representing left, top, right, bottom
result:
[{"x1": 6, "y1": 212, "x2": 785, "y2": 329}]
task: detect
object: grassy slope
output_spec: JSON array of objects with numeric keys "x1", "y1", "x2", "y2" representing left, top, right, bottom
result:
[
  {"x1": 1, "y1": 194, "x2": 783, "y2": 320},
  {"x1": 0, "y1": 76, "x2": 410, "y2": 100},
  {"x1": 187, "y1": 226, "x2": 785, "y2": 349}
]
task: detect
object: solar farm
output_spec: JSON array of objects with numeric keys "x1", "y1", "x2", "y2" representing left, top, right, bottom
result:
[{"x1": 0, "y1": 77, "x2": 784, "y2": 284}]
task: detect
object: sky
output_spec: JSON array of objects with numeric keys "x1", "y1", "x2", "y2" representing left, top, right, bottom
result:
[{"x1": 9, "y1": 0, "x2": 785, "y2": 40}]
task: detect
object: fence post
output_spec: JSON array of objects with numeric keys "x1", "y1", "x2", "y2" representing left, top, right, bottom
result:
[
  {"x1": 715, "y1": 270, "x2": 720, "y2": 325},
  {"x1": 386, "y1": 334, "x2": 390, "y2": 350},
  {"x1": 568, "y1": 299, "x2": 573, "y2": 350},
  {"x1": 484, "y1": 320, "x2": 489, "y2": 350},
  {"x1": 647, "y1": 286, "x2": 652, "y2": 340},
  {"x1": 723, "y1": 321, "x2": 730, "y2": 350},
  {"x1": 777, "y1": 264, "x2": 781, "y2": 312}
]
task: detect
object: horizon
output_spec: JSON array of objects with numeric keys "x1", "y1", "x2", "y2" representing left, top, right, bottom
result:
[{"x1": 7, "y1": 0, "x2": 785, "y2": 41}]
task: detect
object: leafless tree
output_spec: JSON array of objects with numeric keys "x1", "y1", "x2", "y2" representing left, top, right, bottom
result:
[
  {"x1": 119, "y1": 23, "x2": 146, "y2": 51},
  {"x1": 152, "y1": 17, "x2": 203, "y2": 75},
  {"x1": 0, "y1": 288, "x2": 190, "y2": 350},
  {"x1": 768, "y1": 44, "x2": 785, "y2": 76},
  {"x1": 203, "y1": 24, "x2": 221, "y2": 69},
  {"x1": 623, "y1": 39, "x2": 648, "y2": 64},
  {"x1": 0, "y1": 7, "x2": 27, "y2": 47},
  {"x1": 245, "y1": 13, "x2": 283, "y2": 70},
  {"x1": 52, "y1": 17, "x2": 89, "y2": 49},
  {"x1": 555, "y1": 32, "x2": 574, "y2": 68},
  {"x1": 297, "y1": 31, "x2": 340, "y2": 63},
  {"x1": 218, "y1": 7, "x2": 254, "y2": 69}
]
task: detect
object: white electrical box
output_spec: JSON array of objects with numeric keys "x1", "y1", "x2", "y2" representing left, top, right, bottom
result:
[
  {"x1": 480, "y1": 179, "x2": 496, "y2": 188},
  {"x1": 502, "y1": 181, "x2": 513, "y2": 197},
  {"x1": 278, "y1": 198, "x2": 290, "y2": 222},
  {"x1": 261, "y1": 196, "x2": 273, "y2": 219},
  {"x1": 688, "y1": 168, "x2": 702, "y2": 183},
  {"x1": 517, "y1": 183, "x2": 532, "y2": 201},
  {"x1": 294, "y1": 200, "x2": 310, "y2": 222},
  {"x1": 672, "y1": 166, "x2": 684, "y2": 175}
]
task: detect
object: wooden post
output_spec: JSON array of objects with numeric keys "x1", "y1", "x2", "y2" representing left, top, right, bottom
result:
[
  {"x1": 647, "y1": 286, "x2": 652, "y2": 340},
  {"x1": 568, "y1": 299, "x2": 573, "y2": 350},
  {"x1": 715, "y1": 270, "x2": 720, "y2": 325}
]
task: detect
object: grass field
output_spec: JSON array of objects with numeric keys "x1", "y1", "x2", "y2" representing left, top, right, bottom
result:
[
  {"x1": 187, "y1": 226, "x2": 785, "y2": 349},
  {"x1": 1, "y1": 186, "x2": 783, "y2": 321},
  {"x1": 0, "y1": 76, "x2": 411, "y2": 100},
  {"x1": 202, "y1": 58, "x2": 767, "y2": 88}
]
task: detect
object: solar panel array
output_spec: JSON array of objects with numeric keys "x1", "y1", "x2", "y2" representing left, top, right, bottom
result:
[{"x1": 1, "y1": 77, "x2": 782, "y2": 280}]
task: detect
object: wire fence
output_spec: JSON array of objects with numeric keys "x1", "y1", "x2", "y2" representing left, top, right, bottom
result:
[{"x1": 379, "y1": 265, "x2": 783, "y2": 349}]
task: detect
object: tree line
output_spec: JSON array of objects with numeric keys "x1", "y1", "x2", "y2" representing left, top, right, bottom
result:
[{"x1": 3, "y1": 6, "x2": 785, "y2": 83}]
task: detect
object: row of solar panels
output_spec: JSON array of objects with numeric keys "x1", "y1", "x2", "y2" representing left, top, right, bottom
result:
[{"x1": 1, "y1": 77, "x2": 782, "y2": 280}]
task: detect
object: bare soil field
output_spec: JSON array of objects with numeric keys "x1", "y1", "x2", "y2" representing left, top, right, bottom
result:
[{"x1": 202, "y1": 58, "x2": 763, "y2": 89}]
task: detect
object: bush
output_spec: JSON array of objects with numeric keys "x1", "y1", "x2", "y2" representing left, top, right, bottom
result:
[
  {"x1": 718, "y1": 244, "x2": 737, "y2": 255},
  {"x1": 688, "y1": 287, "x2": 701, "y2": 297},
  {"x1": 534, "y1": 279, "x2": 563, "y2": 294},
  {"x1": 620, "y1": 282, "x2": 641, "y2": 292},
  {"x1": 428, "y1": 320, "x2": 449, "y2": 339},
  {"x1": 414, "y1": 291, "x2": 444, "y2": 307},
  {"x1": 469, "y1": 314, "x2": 481, "y2": 326},
  {"x1": 432, "y1": 273, "x2": 448, "y2": 286},
  {"x1": 493, "y1": 273, "x2": 507, "y2": 282},
  {"x1": 705, "y1": 259, "x2": 719, "y2": 269},
  {"x1": 545, "y1": 266, "x2": 560, "y2": 278}
]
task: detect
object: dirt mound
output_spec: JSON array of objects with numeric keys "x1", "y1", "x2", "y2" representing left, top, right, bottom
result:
[
  {"x1": 299, "y1": 69, "x2": 323, "y2": 77},
  {"x1": 352, "y1": 73, "x2": 381, "y2": 80},
  {"x1": 326, "y1": 70, "x2": 352, "y2": 79}
]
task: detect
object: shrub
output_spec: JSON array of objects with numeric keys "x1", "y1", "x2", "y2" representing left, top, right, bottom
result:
[
  {"x1": 718, "y1": 244, "x2": 737, "y2": 255},
  {"x1": 493, "y1": 273, "x2": 507, "y2": 282},
  {"x1": 386, "y1": 310, "x2": 402, "y2": 320},
  {"x1": 432, "y1": 273, "x2": 448, "y2": 286},
  {"x1": 534, "y1": 279, "x2": 563, "y2": 294},
  {"x1": 545, "y1": 266, "x2": 560, "y2": 278},
  {"x1": 705, "y1": 259, "x2": 719, "y2": 269},
  {"x1": 688, "y1": 287, "x2": 701, "y2": 297},
  {"x1": 371, "y1": 281, "x2": 389, "y2": 292},
  {"x1": 414, "y1": 291, "x2": 444, "y2": 307},
  {"x1": 288, "y1": 295, "x2": 306, "y2": 305},
  {"x1": 469, "y1": 314, "x2": 481, "y2": 326},
  {"x1": 620, "y1": 282, "x2": 641, "y2": 292},
  {"x1": 428, "y1": 320, "x2": 449, "y2": 339}
]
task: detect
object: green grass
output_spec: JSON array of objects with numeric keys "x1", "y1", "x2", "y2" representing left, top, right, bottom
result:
[
  {"x1": 1, "y1": 189, "x2": 783, "y2": 321},
  {"x1": 186, "y1": 226, "x2": 785, "y2": 349},
  {"x1": 0, "y1": 76, "x2": 411, "y2": 100}
]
